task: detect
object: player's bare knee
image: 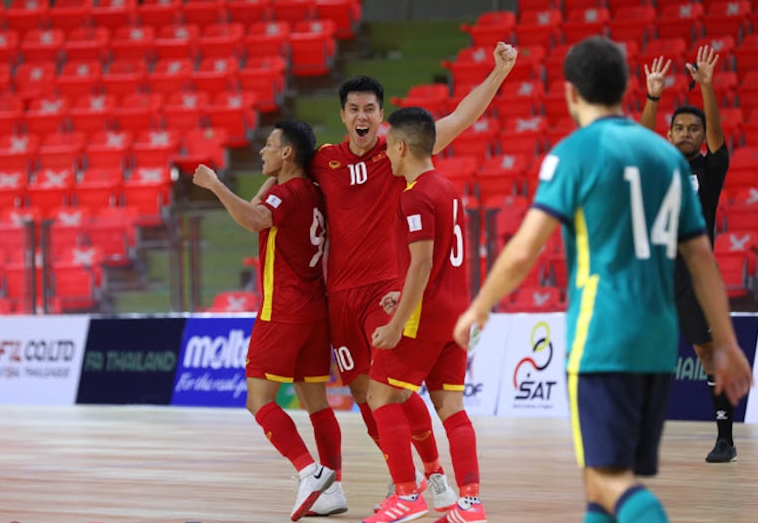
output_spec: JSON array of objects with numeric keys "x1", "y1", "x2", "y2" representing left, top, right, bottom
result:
[
  {"x1": 583, "y1": 467, "x2": 635, "y2": 511},
  {"x1": 429, "y1": 390, "x2": 464, "y2": 421}
]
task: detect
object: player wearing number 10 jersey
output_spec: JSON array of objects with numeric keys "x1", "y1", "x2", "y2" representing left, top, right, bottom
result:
[{"x1": 454, "y1": 37, "x2": 752, "y2": 523}]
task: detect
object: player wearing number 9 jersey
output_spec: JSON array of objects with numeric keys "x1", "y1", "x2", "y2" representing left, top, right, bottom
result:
[
  {"x1": 193, "y1": 121, "x2": 345, "y2": 520},
  {"x1": 454, "y1": 37, "x2": 752, "y2": 523}
]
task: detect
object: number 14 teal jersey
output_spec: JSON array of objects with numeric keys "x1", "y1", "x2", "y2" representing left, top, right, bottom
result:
[{"x1": 533, "y1": 116, "x2": 706, "y2": 374}]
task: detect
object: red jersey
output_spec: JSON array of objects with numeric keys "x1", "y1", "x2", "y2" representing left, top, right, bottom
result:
[
  {"x1": 396, "y1": 170, "x2": 469, "y2": 342},
  {"x1": 310, "y1": 136, "x2": 404, "y2": 292},
  {"x1": 257, "y1": 176, "x2": 327, "y2": 323}
]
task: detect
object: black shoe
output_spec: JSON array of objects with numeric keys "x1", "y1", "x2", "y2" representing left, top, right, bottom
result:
[{"x1": 705, "y1": 438, "x2": 737, "y2": 463}]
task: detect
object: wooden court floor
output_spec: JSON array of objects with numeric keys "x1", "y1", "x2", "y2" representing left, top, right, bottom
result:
[{"x1": 1, "y1": 405, "x2": 757, "y2": 523}]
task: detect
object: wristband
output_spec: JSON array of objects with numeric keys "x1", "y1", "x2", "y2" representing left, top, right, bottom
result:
[{"x1": 647, "y1": 94, "x2": 661, "y2": 102}]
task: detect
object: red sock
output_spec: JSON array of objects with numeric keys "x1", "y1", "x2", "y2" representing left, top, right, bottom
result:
[
  {"x1": 373, "y1": 403, "x2": 416, "y2": 488},
  {"x1": 401, "y1": 393, "x2": 442, "y2": 476},
  {"x1": 358, "y1": 402, "x2": 381, "y2": 449},
  {"x1": 443, "y1": 410, "x2": 480, "y2": 492},
  {"x1": 309, "y1": 407, "x2": 342, "y2": 481},
  {"x1": 255, "y1": 402, "x2": 313, "y2": 472}
]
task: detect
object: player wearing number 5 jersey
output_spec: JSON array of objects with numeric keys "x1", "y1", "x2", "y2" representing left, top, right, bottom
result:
[
  {"x1": 193, "y1": 121, "x2": 344, "y2": 521},
  {"x1": 454, "y1": 37, "x2": 752, "y2": 523}
]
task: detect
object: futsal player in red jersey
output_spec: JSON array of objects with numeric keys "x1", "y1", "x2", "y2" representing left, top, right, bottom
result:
[
  {"x1": 255, "y1": 42, "x2": 518, "y2": 511},
  {"x1": 193, "y1": 121, "x2": 345, "y2": 521},
  {"x1": 364, "y1": 106, "x2": 485, "y2": 523}
]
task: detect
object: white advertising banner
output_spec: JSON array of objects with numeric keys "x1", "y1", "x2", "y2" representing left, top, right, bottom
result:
[
  {"x1": 742, "y1": 335, "x2": 758, "y2": 423},
  {"x1": 419, "y1": 314, "x2": 513, "y2": 416},
  {"x1": 496, "y1": 312, "x2": 569, "y2": 418},
  {"x1": 0, "y1": 315, "x2": 90, "y2": 405}
]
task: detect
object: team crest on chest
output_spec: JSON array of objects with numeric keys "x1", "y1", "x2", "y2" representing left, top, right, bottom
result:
[
  {"x1": 372, "y1": 152, "x2": 386, "y2": 163},
  {"x1": 329, "y1": 160, "x2": 341, "y2": 169}
]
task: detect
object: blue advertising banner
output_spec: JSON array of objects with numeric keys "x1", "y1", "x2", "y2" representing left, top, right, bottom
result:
[
  {"x1": 77, "y1": 317, "x2": 186, "y2": 405},
  {"x1": 667, "y1": 314, "x2": 758, "y2": 422},
  {"x1": 171, "y1": 316, "x2": 256, "y2": 407}
]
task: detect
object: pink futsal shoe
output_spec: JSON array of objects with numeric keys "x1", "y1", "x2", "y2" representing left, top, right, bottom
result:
[
  {"x1": 363, "y1": 493, "x2": 428, "y2": 523},
  {"x1": 434, "y1": 496, "x2": 487, "y2": 523}
]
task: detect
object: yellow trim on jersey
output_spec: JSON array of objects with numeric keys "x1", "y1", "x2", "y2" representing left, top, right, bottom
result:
[
  {"x1": 568, "y1": 371, "x2": 584, "y2": 467},
  {"x1": 567, "y1": 209, "x2": 599, "y2": 375},
  {"x1": 265, "y1": 373, "x2": 294, "y2": 383},
  {"x1": 260, "y1": 226, "x2": 278, "y2": 321},
  {"x1": 304, "y1": 375, "x2": 331, "y2": 383},
  {"x1": 405, "y1": 180, "x2": 418, "y2": 191},
  {"x1": 317, "y1": 143, "x2": 333, "y2": 151},
  {"x1": 403, "y1": 297, "x2": 423, "y2": 339},
  {"x1": 442, "y1": 383, "x2": 465, "y2": 392},
  {"x1": 387, "y1": 377, "x2": 421, "y2": 391}
]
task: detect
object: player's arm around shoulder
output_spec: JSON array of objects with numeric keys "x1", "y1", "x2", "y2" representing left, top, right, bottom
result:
[{"x1": 193, "y1": 164, "x2": 274, "y2": 233}]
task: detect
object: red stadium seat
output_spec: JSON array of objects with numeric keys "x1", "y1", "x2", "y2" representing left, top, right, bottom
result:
[
  {"x1": 514, "y1": 9, "x2": 562, "y2": 49},
  {"x1": 13, "y1": 62, "x2": 57, "y2": 102},
  {"x1": 315, "y1": 0, "x2": 362, "y2": 40},
  {"x1": 656, "y1": 3, "x2": 704, "y2": 43},
  {"x1": 0, "y1": 95, "x2": 24, "y2": 136},
  {"x1": 227, "y1": 0, "x2": 270, "y2": 25},
  {"x1": 148, "y1": 58, "x2": 194, "y2": 96},
  {"x1": 64, "y1": 27, "x2": 111, "y2": 62},
  {"x1": 163, "y1": 91, "x2": 210, "y2": 131},
  {"x1": 704, "y1": 1, "x2": 750, "y2": 37},
  {"x1": 55, "y1": 61, "x2": 103, "y2": 99},
  {"x1": 460, "y1": 11, "x2": 517, "y2": 49},
  {"x1": 562, "y1": 7, "x2": 610, "y2": 44},
  {"x1": 191, "y1": 57, "x2": 240, "y2": 93},
  {"x1": 122, "y1": 166, "x2": 173, "y2": 226},
  {"x1": 110, "y1": 26, "x2": 156, "y2": 63},
  {"x1": 542, "y1": 80, "x2": 570, "y2": 124},
  {"x1": 243, "y1": 21, "x2": 290, "y2": 60},
  {"x1": 545, "y1": 117, "x2": 576, "y2": 148},
  {"x1": 0, "y1": 31, "x2": 20, "y2": 67},
  {"x1": 735, "y1": 34, "x2": 758, "y2": 82},
  {"x1": 270, "y1": 0, "x2": 316, "y2": 25},
  {"x1": 113, "y1": 92, "x2": 162, "y2": 134},
  {"x1": 442, "y1": 47, "x2": 495, "y2": 94},
  {"x1": 75, "y1": 167, "x2": 123, "y2": 211},
  {"x1": 5, "y1": 0, "x2": 48, "y2": 33},
  {"x1": 48, "y1": 207, "x2": 91, "y2": 255},
  {"x1": 715, "y1": 251, "x2": 751, "y2": 298},
  {"x1": 182, "y1": 0, "x2": 227, "y2": 27},
  {"x1": 155, "y1": 24, "x2": 200, "y2": 62},
  {"x1": 237, "y1": 56, "x2": 287, "y2": 113},
  {"x1": 608, "y1": 5, "x2": 655, "y2": 48},
  {"x1": 49, "y1": 0, "x2": 92, "y2": 33},
  {"x1": 0, "y1": 169, "x2": 27, "y2": 208},
  {"x1": 69, "y1": 94, "x2": 117, "y2": 136},
  {"x1": 447, "y1": 118, "x2": 497, "y2": 161},
  {"x1": 433, "y1": 155, "x2": 478, "y2": 196},
  {"x1": 199, "y1": 23, "x2": 245, "y2": 60},
  {"x1": 494, "y1": 79, "x2": 544, "y2": 119},
  {"x1": 137, "y1": 0, "x2": 182, "y2": 28},
  {"x1": 20, "y1": 28, "x2": 65, "y2": 64},
  {"x1": 725, "y1": 146, "x2": 758, "y2": 193},
  {"x1": 477, "y1": 154, "x2": 529, "y2": 200},
  {"x1": 737, "y1": 70, "x2": 758, "y2": 113},
  {"x1": 289, "y1": 20, "x2": 337, "y2": 77},
  {"x1": 503, "y1": 286, "x2": 564, "y2": 313},
  {"x1": 206, "y1": 92, "x2": 259, "y2": 147},
  {"x1": 24, "y1": 96, "x2": 70, "y2": 137},
  {"x1": 26, "y1": 168, "x2": 76, "y2": 212},
  {"x1": 92, "y1": 0, "x2": 137, "y2": 30},
  {"x1": 638, "y1": 38, "x2": 688, "y2": 74},
  {"x1": 38, "y1": 131, "x2": 86, "y2": 171},
  {"x1": 132, "y1": 130, "x2": 181, "y2": 168},
  {"x1": 84, "y1": 206, "x2": 138, "y2": 266},
  {"x1": 86, "y1": 130, "x2": 133, "y2": 170},
  {"x1": 173, "y1": 127, "x2": 229, "y2": 174},
  {"x1": 391, "y1": 83, "x2": 450, "y2": 118},
  {"x1": 497, "y1": 116, "x2": 548, "y2": 156},
  {"x1": 209, "y1": 290, "x2": 261, "y2": 312},
  {"x1": 0, "y1": 134, "x2": 39, "y2": 171},
  {"x1": 103, "y1": 60, "x2": 148, "y2": 98}
]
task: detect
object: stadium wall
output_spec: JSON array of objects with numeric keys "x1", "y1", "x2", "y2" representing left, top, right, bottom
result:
[{"x1": 1, "y1": 313, "x2": 758, "y2": 422}]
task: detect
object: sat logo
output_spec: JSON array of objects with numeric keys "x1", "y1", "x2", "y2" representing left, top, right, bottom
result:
[{"x1": 513, "y1": 321, "x2": 557, "y2": 401}]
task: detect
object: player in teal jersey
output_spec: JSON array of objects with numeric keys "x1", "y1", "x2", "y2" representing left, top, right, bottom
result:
[{"x1": 454, "y1": 36, "x2": 752, "y2": 523}]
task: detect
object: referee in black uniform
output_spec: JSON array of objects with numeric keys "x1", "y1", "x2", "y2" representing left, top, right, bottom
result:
[{"x1": 641, "y1": 46, "x2": 734, "y2": 462}]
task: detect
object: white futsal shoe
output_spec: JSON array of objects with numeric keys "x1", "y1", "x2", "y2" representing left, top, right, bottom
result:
[
  {"x1": 291, "y1": 463, "x2": 336, "y2": 521},
  {"x1": 305, "y1": 481, "x2": 349, "y2": 516}
]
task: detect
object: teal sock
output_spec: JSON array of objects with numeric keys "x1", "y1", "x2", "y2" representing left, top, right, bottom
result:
[
  {"x1": 615, "y1": 485, "x2": 668, "y2": 523},
  {"x1": 584, "y1": 502, "x2": 615, "y2": 522}
]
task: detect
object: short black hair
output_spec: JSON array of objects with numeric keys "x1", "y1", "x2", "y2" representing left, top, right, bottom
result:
[
  {"x1": 274, "y1": 120, "x2": 316, "y2": 170},
  {"x1": 671, "y1": 105, "x2": 707, "y2": 132},
  {"x1": 563, "y1": 36, "x2": 629, "y2": 107},
  {"x1": 387, "y1": 107, "x2": 436, "y2": 157},
  {"x1": 339, "y1": 76, "x2": 384, "y2": 109}
]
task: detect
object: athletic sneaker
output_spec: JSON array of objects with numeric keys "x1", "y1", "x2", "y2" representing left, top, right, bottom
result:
[
  {"x1": 705, "y1": 438, "x2": 737, "y2": 463},
  {"x1": 291, "y1": 463, "x2": 336, "y2": 521},
  {"x1": 304, "y1": 481, "x2": 348, "y2": 517},
  {"x1": 427, "y1": 473, "x2": 457, "y2": 512},
  {"x1": 374, "y1": 470, "x2": 428, "y2": 512},
  {"x1": 363, "y1": 494, "x2": 428, "y2": 523},
  {"x1": 434, "y1": 497, "x2": 487, "y2": 523}
]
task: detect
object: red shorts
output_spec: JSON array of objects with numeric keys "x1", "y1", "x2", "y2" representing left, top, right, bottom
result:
[
  {"x1": 369, "y1": 338, "x2": 467, "y2": 392},
  {"x1": 328, "y1": 279, "x2": 398, "y2": 385},
  {"x1": 246, "y1": 318, "x2": 331, "y2": 383}
]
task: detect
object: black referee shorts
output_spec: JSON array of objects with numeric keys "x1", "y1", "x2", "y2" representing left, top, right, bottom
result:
[{"x1": 675, "y1": 262, "x2": 712, "y2": 346}]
